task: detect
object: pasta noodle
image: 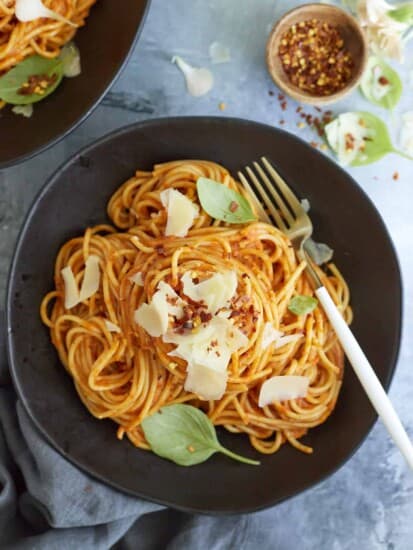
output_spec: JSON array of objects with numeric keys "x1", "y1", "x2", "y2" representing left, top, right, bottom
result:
[
  {"x1": 41, "y1": 160, "x2": 352, "y2": 456},
  {"x1": 0, "y1": 0, "x2": 96, "y2": 107}
]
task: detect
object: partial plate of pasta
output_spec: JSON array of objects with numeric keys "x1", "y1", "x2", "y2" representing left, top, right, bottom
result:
[
  {"x1": 0, "y1": 0, "x2": 150, "y2": 168},
  {"x1": 6, "y1": 117, "x2": 402, "y2": 513}
]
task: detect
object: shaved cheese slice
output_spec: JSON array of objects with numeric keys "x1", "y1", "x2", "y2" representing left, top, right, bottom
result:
[
  {"x1": 157, "y1": 281, "x2": 185, "y2": 319},
  {"x1": 61, "y1": 266, "x2": 80, "y2": 309},
  {"x1": 134, "y1": 291, "x2": 169, "y2": 337},
  {"x1": 274, "y1": 333, "x2": 303, "y2": 349},
  {"x1": 164, "y1": 317, "x2": 247, "y2": 386},
  {"x1": 181, "y1": 271, "x2": 238, "y2": 314},
  {"x1": 15, "y1": 0, "x2": 76, "y2": 27},
  {"x1": 261, "y1": 323, "x2": 283, "y2": 350},
  {"x1": 79, "y1": 255, "x2": 100, "y2": 301},
  {"x1": 130, "y1": 272, "x2": 144, "y2": 286},
  {"x1": 184, "y1": 363, "x2": 228, "y2": 400},
  {"x1": 172, "y1": 56, "x2": 214, "y2": 97},
  {"x1": 160, "y1": 188, "x2": 199, "y2": 237},
  {"x1": 104, "y1": 320, "x2": 121, "y2": 333},
  {"x1": 259, "y1": 376, "x2": 309, "y2": 407}
]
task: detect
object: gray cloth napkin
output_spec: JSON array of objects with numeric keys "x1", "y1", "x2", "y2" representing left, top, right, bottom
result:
[{"x1": 0, "y1": 313, "x2": 287, "y2": 550}]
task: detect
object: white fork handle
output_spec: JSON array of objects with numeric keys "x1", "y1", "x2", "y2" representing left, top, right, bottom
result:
[{"x1": 316, "y1": 286, "x2": 413, "y2": 470}]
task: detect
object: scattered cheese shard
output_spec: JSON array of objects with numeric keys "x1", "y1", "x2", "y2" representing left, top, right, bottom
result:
[
  {"x1": 61, "y1": 266, "x2": 80, "y2": 309},
  {"x1": 261, "y1": 323, "x2": 283, "y2": 350},
  {"x1": 181, "y1": 271, "x2": 238, "y2": 314},
  {"x1": 15, "y1": 0, "x2": 76, "y2": 27},
  {"x1": 274, "y1": 333, "x2": 303, "y2": 349},
  {"x1": 157, "y1": 281, "x2": 185, "y2": 319},
  {"x1": 79, "y1": 255, "x2": 101, "y2": 301},
  {"x1": 104, "y1": 320, "x2": 121, "y2": 333},
  {"x1": 164, "y1": 317, "x2": 247, "y2": 400},
  {"x1": 258, "y1": 376, "x2": 309, "y2": 407},
  {"x1": 134, "y1": 291, "x2": 169, "y2": 337},
  {"x1": 130, "y1": 272, "x2": 144, "y2": 286},
  {"x1": 172, "y1": 56, "x2": 214, "y2": 97},
  {"x1": 160, "y1": 188, "x2": 199, "y2": 237},
  {"x1": 184, "y1": 363, "x2": 228, "y2": 400}
]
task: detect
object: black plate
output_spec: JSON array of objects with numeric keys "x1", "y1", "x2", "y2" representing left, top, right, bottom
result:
[
  {"x1": 6, "y1": 117, "x2": 402, "y2": 514},
  {"x1": 0, "y1": 0, "x2": 150, "y2": 169}
]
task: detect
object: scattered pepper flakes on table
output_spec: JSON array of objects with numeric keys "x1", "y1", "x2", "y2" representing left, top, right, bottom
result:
[
  {"x1": 393, "y1": 171, "x2": 399, "y2": 181},
  {"x1": 219, "y1": 102, "x2": 226, "y2": 111},
  {"x1": 278, "y1": 19, "x2": 354, "y2": 96}
]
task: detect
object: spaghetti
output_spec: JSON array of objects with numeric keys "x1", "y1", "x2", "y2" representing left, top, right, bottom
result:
[
  {"x1": 41, "y1": 160, "x2": 352, "y2": 455},
  {"x1": 0, "y1": 0, "x2": 96, "y2": 108}
]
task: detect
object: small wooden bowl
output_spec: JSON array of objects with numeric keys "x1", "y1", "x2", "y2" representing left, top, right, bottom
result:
[{"x1": 266, "y1": 3, "x2": 367, "y2": 106}]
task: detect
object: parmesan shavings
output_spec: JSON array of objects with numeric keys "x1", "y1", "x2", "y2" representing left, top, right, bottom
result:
[
  {"x1": 181, "y1": 271, "x2": 237, "y2": 314},
  {"x1": 104, "y1": 320, "x2": 121, "y2": 333},
  {"x1": 172, "y1": 56, "x2": 214, "y2": 97},
  {"x1": 15, "y1": 0, "x2": 77, "y2": 27},
  {"x1": 134, "y1": 291, "x2": 169, "y2": 337},
  {"x1": 261, "y1": 323, "x2": 303, "y2": 350},
  {"x1": 61, "y1": 266, "x2": 80, "y2": 309},
  {"x1": 164, "y1": 317, "x2": 247, "y2": 400},
  {"x1": 79, "y1": 255, "x2": 100, "y2": 302},
  {"x1": 258, "y1": 376, "x2": 309, "y2": 407},
  {"x1": 12, "y1": 104, "x2": 33, "y2": 118},
  {"x1": 160, "y1": 188, "x2": 199, "y2": 237},
  {"x1": 129, "y1": 272, "x2": 144, "y2": 286}
]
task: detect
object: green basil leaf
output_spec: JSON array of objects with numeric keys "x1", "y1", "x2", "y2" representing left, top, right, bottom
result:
[
  {"x1": 196, "y1": 177, "x2": 256, "y2": 224},
  {"x1": 351, "y1": 111, "x2": 395, "y2": 166},
  {"x1": 141, "y1": 404, "x2": 260, "y2": 466},
  {"x1": 288, "y1": 295, "x2": 318, "y2": 316},
  {"x1": 0, "y1": 55, "x2": 64, "y2": 105},
  {"x1": 360, "y1": 57, "x2": 402, "y2": 110},
  {"x1": 389, "y1": 4, "x2": 413, "y2": 24}
]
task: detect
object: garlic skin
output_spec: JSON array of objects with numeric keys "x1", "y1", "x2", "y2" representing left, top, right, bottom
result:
[
  {"x1": 15, "y1": 0, "x2": 77, "y2": 28},
  {"x1": 172, "y1": 56, "x2": 214, "y2": 97},
  {"x1": 356, "y1": 0, "x2": 408, "y2": 61}
]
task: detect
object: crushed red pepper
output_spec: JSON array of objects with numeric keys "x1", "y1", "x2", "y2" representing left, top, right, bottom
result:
[
  {"x1": 18, "y1": 73, "x2": 57, "y2": 96},
  {"x1": 278, "y1": 19, "x2": 354, "y2": 96}
]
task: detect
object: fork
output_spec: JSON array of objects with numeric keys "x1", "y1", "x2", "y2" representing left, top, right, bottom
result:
[{"x1": 239, "y1": 156, "x2": 413, "y2": 470}]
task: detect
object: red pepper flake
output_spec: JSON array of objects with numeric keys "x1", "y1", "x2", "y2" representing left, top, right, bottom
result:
[
  {"x1": 278, "y1": 93, "x2": 285, "y2": 101},
  {"x1": 269, "y1": 90, "x2": 275, "y2": 96},
  {"x1": 278, "y1": 19, "x2": 354, "y2": 96},
  {"x1": 281, "y1": 100, "x2": 287, "y2": 111},
  {"x1": 155, "y1": 245, "x2": 166, "y2": 256},
  {"x1": 392, "y1": 171, "x2": 399, "y2": 181},
  {"x1": 18, "y1": 73, "x2": 58, "y2": 96},
  {"x1": 279, "y1": 119, "x2": 285, "y2": 125},
  {"x1": 378, "y1": 76, "x2": 390, "y2": 86},
  {"x1": 187, "y1": 445, "x2": 195, "y2": 453},
  {"x1": 310, "y1": 141, "x2": 318, "y2": 148},
  {"x1": 229, "y1": 201, "x2": 239, "y2": 212},
  {"x1": 200, "y1": 310, "x2": 212, "y2": 323},
  {"x1": 296, "y1": 106, "x2": 302, "y2": 113}
]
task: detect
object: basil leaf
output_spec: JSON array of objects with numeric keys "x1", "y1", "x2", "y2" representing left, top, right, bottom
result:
[
  {"x1": 0, "y1": 55, "x2": 64, "y2": 105},
  {"x1": 351, "y1": 112, "x2": 396, "y2": 166},
  {"x1": 141, "y1": 404, "x2": 260, "y2": 466},
  {"x1": 288, "y1": 295, "x2": 318, "y2": 316},
  {"x1": 196, "y1": 177, "x2": 256, "y2": 224},
  {"x1": 360, "y1": 57, "x2": 402, "y2": 110},
  {"x1": 389, "y1": 4, "x2": 413, "y2": 24}
]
